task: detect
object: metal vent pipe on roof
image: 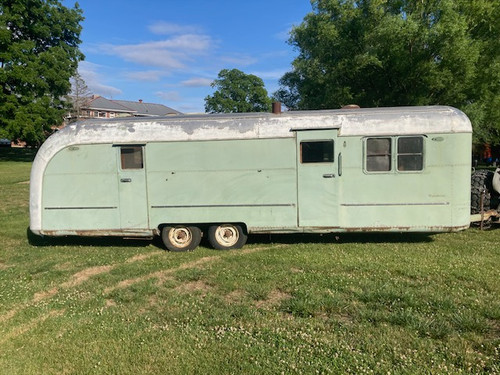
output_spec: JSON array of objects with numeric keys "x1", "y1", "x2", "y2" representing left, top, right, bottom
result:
[{"x1": 272, "y1": 102, "x2": 281, "y2": 114}]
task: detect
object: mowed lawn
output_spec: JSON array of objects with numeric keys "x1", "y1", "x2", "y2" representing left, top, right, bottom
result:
[{"x1": 0, "y1": 149, "x2": 499, "y2": 374}]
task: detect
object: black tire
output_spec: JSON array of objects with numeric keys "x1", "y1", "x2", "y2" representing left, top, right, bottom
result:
[
  {"x1": 208, "y1": 224, "x2": 247, "y2": 250},
  {"x1": 161, "y1": 226, "x2": 202, "y2": 252},
  {"x1": 471, "y1": 170, "x2": 495, "y2": 214}
]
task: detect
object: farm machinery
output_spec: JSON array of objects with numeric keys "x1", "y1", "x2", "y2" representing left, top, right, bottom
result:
[{"x1": 471, "y1": 168, "x2": 500, "y2": 227}]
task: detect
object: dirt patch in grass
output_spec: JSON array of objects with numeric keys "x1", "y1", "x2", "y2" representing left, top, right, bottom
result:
[
  {"x1": 225, "y1": 289, "x2": 247, "y2": 304},
  {"x1": 104, "y1": 257, "x2": 219, "y2": 294},
  {"x1": 4, "y1": 264, "x2": 120, "y2": 322},
  {"x1": 0, "y1": 309, "x2": 65, "y2": 345},
  {"x1": 125, "y1": 251, "x2": 162, "y2": 264},
  {"x1": 61, "y1": 265, "x2": 114, "y2": 288},
  {"x1": 255, "y1": 290, "x2": 291, "y2": 310},
  {"x1": 240, "y1": 244, "x2": 287, "y2": 255},
  {"x1": 175, "y1": 280, "x2": 212, "y2": 295},
  {"x1": 53, "y1": 262, "x2": 73, "y2": 271},
  {"x1": 178, "y1": 256, "x2": 216, "y2": 269},
  {"x1": 106, "y1": 277, "x2": 142, "y2": 293},
  {"x1": 487, "y1": 319, "x2": 500, "y2": 339},
  {"x1": 33, "y1": 287, "x2": 58, "y2": 303},
  {"x1": 22, "y1": 253, "x2": 163, "y2": 311},
  {"x1": 148, "y1": 295, "x2": 159, "y2": 308},
  {"x1": 104, "y1": 246, "x2": 283, "y2": 295},
  {"x1": 2, "y1": 288, "x2": 59, "y2": 323},
  {"x1": 0, "y1": 308, "x2": 19, "y2": 324},
  {"x1": 331, "y1": 313, "x2": 354, "y2": 325}
]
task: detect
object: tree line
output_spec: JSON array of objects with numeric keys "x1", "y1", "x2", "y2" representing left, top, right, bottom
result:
[
  {"x1": 0, "y1": 0, "x2": 83, "y2": 146},
  {"x1": 0, "y1": 0, "x2": 499, "y2": 145}
]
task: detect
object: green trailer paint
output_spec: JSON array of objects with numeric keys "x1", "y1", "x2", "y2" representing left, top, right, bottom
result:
[{"x1": 29, "y1": 106, "x2": 472, "y2": 250}]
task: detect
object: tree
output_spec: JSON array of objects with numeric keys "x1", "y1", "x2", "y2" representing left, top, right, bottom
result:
[
  {"x1": 205, "y1": 69, "x2": 271, "y2": 113},
  {"x1": 0, "y1": 0, "x2": 84, "y2": 145},
  {"x1": 68, "y1": 72, "x2": 91, "y2": 122},
  {"x1": 275, "y1": 0, "x2": 500, "y2": 144}
]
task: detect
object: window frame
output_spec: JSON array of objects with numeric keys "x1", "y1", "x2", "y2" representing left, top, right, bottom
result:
[
  {"x1": 300, "y1": 139, "x2": 334, "y2": 164},
  {"x1": 119, "y1": 145, "x2": 144, "y2": 170},
  {"x1": 364, "y1": 135, "x2": 425, "y2": 174},
  {"x1": 396, "y1": 136, "x2": 424, "y2": 172},
  {"x1": 365, "y1": 137, "x2": 392, "y2": 173}
]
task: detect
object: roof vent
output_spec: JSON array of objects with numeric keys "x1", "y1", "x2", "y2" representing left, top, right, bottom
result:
[
  {"x1": 341, "y1": 104, "x2": 360, "y2": 109},
  {"x1": 272, "y1": 102, "x2": 281, "y2": 114}
]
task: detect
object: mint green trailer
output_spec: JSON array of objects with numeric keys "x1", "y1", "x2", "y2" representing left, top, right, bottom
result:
[{"x1": 29, "y1": 106, "x2": 472, "y2": 251}]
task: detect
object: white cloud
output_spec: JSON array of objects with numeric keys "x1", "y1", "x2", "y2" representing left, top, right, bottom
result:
[
  {"x1": 99, "y1": 34, "x2": 214, "y2": 70},
  {"x1": 149, "y1": 21, "x2": 202, "y2": 35},
  {"x1": 181, "y1": 77, "x2": 213, "y2": 87},
  {"x1": 125, "y1": 70, "x2": 167, "y2": 82},
  {"x1": 275, "y1": 20, "x2": 302, "y2": 42},
  {"x1": 250, "y1": 69, "x2": 287, "y2": 80},
  {"x1": 78, "y1": 61, "x2": 122, "y2": 97},
  {"x1": 275, "y1": 26, "x2": 293, "y2": 42},
  {"x1": 155, "y1": 91, "x2": 182, "y2": 102}
]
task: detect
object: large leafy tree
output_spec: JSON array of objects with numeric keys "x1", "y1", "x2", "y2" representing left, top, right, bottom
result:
[
  {"x1": 275, "y1": 0, "x2": 500, "y2": 144},
  {"x1": 0, "y1": 0, "x2": 84, "y2": 145},
  {"x1": 205, "y1": 69, "x2": 271, "y2": 113}
]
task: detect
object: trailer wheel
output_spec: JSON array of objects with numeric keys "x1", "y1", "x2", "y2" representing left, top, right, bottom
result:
[
  {"x1": 471, "y1": 170, "x2": 496, "y2": 214},
  {"x1": 161, "y1": 226, "x2": 202, "y2": 252},
  {"x1": 208, "y1": 224, "x2": 247, "y2": 250}
]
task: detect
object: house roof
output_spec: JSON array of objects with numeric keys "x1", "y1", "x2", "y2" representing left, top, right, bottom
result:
[
  {"x1": 113, "y1": 100, "x2": 181, "y2": 116},
  {"x1": 84, "y1": 96, "x2": 136, "y2": 113},
  {"x1": 83, "y1": 96, "x2": 181, "y2": 116}
]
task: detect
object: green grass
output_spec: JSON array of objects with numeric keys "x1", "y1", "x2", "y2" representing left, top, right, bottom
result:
[{"x1": 0, "y1": 148, "x2": 499, "y2": 374}]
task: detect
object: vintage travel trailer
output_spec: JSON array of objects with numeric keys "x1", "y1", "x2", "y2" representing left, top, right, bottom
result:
[{"x1": 29, "y1": 106, "x2": 472, "y2": 251}]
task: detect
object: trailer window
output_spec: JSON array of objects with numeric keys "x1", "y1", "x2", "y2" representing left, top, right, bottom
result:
[
  {"x1": 398, "y1": 137, "x2": 423, "y2": 171},
  {"x1": 301, "y1": 140, "x2": 334, "y2": 163},
  {"x1": 120, "y1": 146, "x2": 143, "y2": 169},
  {"x1": 366, "y1": 138, "x2": 391, "y2": 171}
]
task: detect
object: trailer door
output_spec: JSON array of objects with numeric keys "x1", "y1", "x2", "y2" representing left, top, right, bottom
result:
[
  {"x1": 296, "y1": 130, "x2": 339, "y2": 227},
  {"x1": 117, "y1": 145, "x2": 149, "y2": 229}
]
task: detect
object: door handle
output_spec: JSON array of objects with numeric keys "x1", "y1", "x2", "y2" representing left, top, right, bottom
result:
[
  {"x1": 338, "y1": 153, "x2": 342, "y2": 177},
  {"x1": 322, "y1": 174, "x2": 335, "y2": 178},
  {"x1": 120, "y1": 178, "x2": 132, "y2": 183}
]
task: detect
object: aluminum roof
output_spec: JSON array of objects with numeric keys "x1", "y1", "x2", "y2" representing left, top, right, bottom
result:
[{"x1": 59, "y1": 105, "x2": 471, "y2": 141}]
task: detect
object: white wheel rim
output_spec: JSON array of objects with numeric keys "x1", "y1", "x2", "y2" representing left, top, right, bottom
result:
[
  {"x1": 215, "y1": 225, "x2": 239, "y2": 247},
  {"x1": 168, "y1": 227, "x2": 192, "y2": 248}
]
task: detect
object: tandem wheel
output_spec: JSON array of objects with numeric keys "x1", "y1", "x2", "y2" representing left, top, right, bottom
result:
[
  {"x1": 161, "y1": 225, "x2": 202, "y2": 252},
  {"x1": 207, "y1": 224, "x2": 247, "y2": 250}
]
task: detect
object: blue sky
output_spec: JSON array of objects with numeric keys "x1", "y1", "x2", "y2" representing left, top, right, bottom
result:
[{"x1": 63, "y1": 0, "x2": 313, "y2": 113}]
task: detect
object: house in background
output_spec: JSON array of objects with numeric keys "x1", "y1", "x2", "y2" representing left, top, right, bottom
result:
[{"x1": 70, "y1": 95, "x2": 182, "y2": 121}]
